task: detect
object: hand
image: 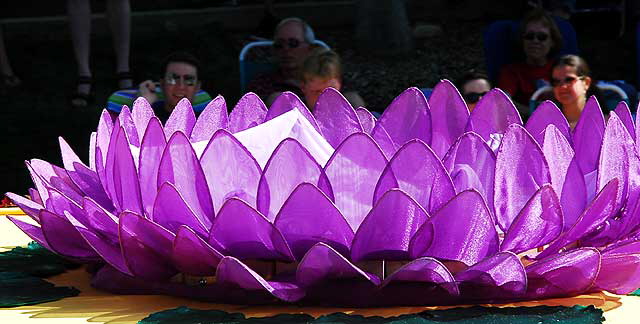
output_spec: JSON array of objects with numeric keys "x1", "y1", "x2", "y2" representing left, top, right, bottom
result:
[{"x1": 138, "y1": 80, "x2": 158, "y2": 104}]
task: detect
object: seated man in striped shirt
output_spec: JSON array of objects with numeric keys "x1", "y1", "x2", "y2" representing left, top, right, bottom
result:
[{"x1": 107, "y1": 51, "x2": 212, "y2": 121}]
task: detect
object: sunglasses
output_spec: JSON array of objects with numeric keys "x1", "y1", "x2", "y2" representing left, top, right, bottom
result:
[
  {"x1": 273, "y1": 38, "x2": 305, "y2": 50},
  {"x1": 523, "y1": 32, "x2": 549, "y2": 42},
  {"x1": 463, "y1": 91, "x2": 488, "y2": 104},
  {"x1": 551, "y1": 76, "x2": 584, "y2": 87},
  {"x1": 165, "y1": 73, "x2": 197, "y2": 86}
]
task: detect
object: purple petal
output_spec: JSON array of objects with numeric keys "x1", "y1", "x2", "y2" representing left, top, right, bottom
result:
[
  {"x1": 119, "y1": 211, "x2": 177, "y2": 280},
  {"x1": 190, "y1": 95, "x2": 228, "y2": 142},
  {"x1": 296, "y1": 242, "x2": 380, "y2": 287},
  {"x1": 216, "y1": 256, "x2": 304, "y2": 302},
  {"x1": 164, "y1": 98, "x2": 197, "y2": 138},
  {"x1": 501, "y1": 185, "x2": 562, "y2": 254},
  {"x1": 494, "y1": 124, "x2": 551, "y2": 230},
  {"x1": 428, "y1": 80, "x2": 470, "y2": 158},
  {"x1": 131, "y1": 97, "x2": 155, "y2": 141},
  {"x1": 573, "y1": 96, "x2": 605, "y2": 174},
  {"x1": 171, "y1": 226, "x2": 224, "y2": 276},
  {"x1": 118, "y1": 106, "x2": 140, "y2": 147},
  {"x1": 442, "y1": 132, "x2": 496, "y2": 212},
  {"x1": 200, "y1": 129, "x2": 261, "y2": 212},
  {"x1": 455, "y1": 252, "x2": 527, "y2": 299},
  {"x1": 153, "y1": 182, "x2": 208, "y2": 237},
  {"x1": 595, "y1": 252, "x2": 640, "y2": 294},
  {"x1": 355, "y1": 107, "x2": 376, "y2": 134},
  {"x1": 525, "y1": 101, "x2": 571, "y2": 145},
  {"x1": 40, "y1": 209, "x2": 99, "y2": 261},
  {"x1": 228, "y1": 92, "x2": 267, "y2": 133},
  {"x1": 370, "y1": 123, "x2": 399, "y2": 159},
  {"x1": 95, "y1": 110, "x2": 115, "y2": 193},
  {"x1": 25, "y1": 161, "x2": 51, "y2": 207},
  {"x1": 209, "y1": 198, "x2": 294, "y2": 261},
  {"x1": 8, "y1": 216, "x2": 51, "y2": 250},
  {"x1": 82, "y1": 197, "x2": 119, "y2": 241},
  {"x1": 352, "y1": 189, "x2": 429, "y2": 261},
  {"x1": 614, "y1": 101, "x2": 635, "y2": 138},
  {"x1": 380, "y1": 257, "x2": 458, "y2": 295},
  {"x1": 265, "y1": 91, "x2": 321, "y2": 133},
  {"x1": 105, "y1": 127, "x2": 144, "y2": 215},
  {"x1": 466, "y1": 88, "x2": 522, "y2": 141},
  {"x1": 561, "y1": 158, "x2": 588, "y2": 230},
  {"x1": 138, "y1": 117, "x2": 166, "y2": 217},
  {"x1": 312, "y1": 88, "x2": 363, "y2": 148},
  {"x1": 376, "y1": 87, "x2": 431, "y2": 146},
  {"x1": 274, "y1": 183, "x2": 354, "y2": 260},
  {"x1": 6, "y1": 192, "x2": 43, "y2": 222},
  {"x1": 526, "y1": 248, "x2": 600, "y2": 298},
  {"x1": 537, "y1": 178, "x2": 619, "y2": 259},
  {"x1": 374, "y1": 140, "x2": 455, "y2": 214},
  {"x1": 257, "y1": 138, "x2": 333, "y2": 222},
  {"x1": 29, "y1": 188, "x2": 43, "y2": 206},
  {"x1": 45, "y1": 188, "x2": 89, "y2": 226},
  {"x1": 324, "y1": 132, "x2": 388, "y2": 231},
  {"x1": 410, "y1": 190, "x2": 498, "y2": 266},
  {"x1": 29, "y1": 159, "x2": 83, "y2": 204},
  {"x1": 158, "y1": 132, "x2": 214, "y2": 228}
]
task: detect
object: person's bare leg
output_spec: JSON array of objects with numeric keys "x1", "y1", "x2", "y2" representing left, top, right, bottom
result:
[
  {"x1": 106, "y1": 0, "x2": 131, "y2": 89},
  {"x1": 0, "y1": 25, "x2": 21, "y2": 87},
  {"x1": 67, "y1": 0, "x2": 92, "y2": 100}
]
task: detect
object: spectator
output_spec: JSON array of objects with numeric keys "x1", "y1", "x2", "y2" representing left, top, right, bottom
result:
[
  {"x1": 108, "y1": 52, "x2": 211, "y2": 121},
  {"x1": 0, "y1": 25, "x2": 21, "y2": 92},
  {"x1": 67, "y1": 0, "x2": 132, "y2": 109},
  {"x1": 551, "y1": 54, "x2": 599, "y2": 128},
  {"x1": 247, "y1": 17, "x2": 314, "y2": 105},
  {"x1": 300, "y1": 48, "x2": 365, "y2": 110},
  {"x1": 458, "y1": 70, "x2": 492, "y2": 112},
  {"x1": 498, "y1": 9, "x2": 563, "y2": 112}
]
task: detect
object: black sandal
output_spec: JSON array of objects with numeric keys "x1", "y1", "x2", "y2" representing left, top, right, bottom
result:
[
  {"x1": 70, "y1": 76, "x2": 94, "y2": 109},
  {"x1": 115, "y1": 71, "x2": 133, "y2": 90}
]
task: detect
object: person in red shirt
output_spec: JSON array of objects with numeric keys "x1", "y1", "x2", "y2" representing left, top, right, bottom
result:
[{"x1": 498, "y1": 9, "x2": 563, "y2": 116}]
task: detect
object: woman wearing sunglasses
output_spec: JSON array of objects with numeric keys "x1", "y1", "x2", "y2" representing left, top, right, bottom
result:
[
  {"x1": 498, "y1": 9, "x2": 563, "y2": 115},
  {"x1": 551, "y1": 54, "x2": 599, "y2": 128}
]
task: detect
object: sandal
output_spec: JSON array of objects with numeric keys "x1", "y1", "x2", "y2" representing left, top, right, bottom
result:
[
  {"x1": 70, "y1": 76, "x2": 94, "y2": 109},
  {"x1": 115, "y1": 71, "x2": 134, "y2": 90}
]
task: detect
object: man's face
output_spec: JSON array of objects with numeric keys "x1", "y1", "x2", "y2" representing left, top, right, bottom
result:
[
  {"x1": 302, "y1": 76, "x2": 341, "y2": 110},
  {"x1": 161, "y1": 62, "x2": 200, "y2": 112},
  {"x1": 273, "y1": 21, "x2": 311, "y2": 71}
]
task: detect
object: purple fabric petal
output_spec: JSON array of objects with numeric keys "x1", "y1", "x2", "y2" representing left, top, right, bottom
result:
[
  {"x1": 324, "y1": 132, "x2": 388, "y2": 231},
  {"x1": 573, "y1": 96, "x2": 605, "y2": 174},
  {"x1": 6, "y1": 192, "x2": 43, "y2": 222},
  {"x1": 526, "y1": 248, "x2": 601, "y2": 298},
  {"x1": 209, "y1": 198, "x2": 294, "y2": 261},
  {"x1": 351, "y1": 189, "x2": 429, "y2": 261},
  {"x1": 228, "y1": 92, "x2": 268, "y2": 133},
  {"x1": 82, "y1": 197, "x2": 119, "y2": 241},
  {"x1": 494, "y1": 124, "x2": 551, "y2": 230},
  {"x1": 561, "y1": 158, "x2": 588, "y2": 230},
  {"x1": 119, "y1": 211, "x2": 177, "y2": 280},
  {"x1": 138, "y1": 117, "x2": 166, "y2": 218},
  {"x1": 455, "y1": 252, "x2": 527, "y2": 299},
  {"x1": 355, "y1": 107, "x2": 376, "y2": 134},
  {"x1": 200, "y1": 129, "x2": 261, "y2": 212},
  {"x1": 370, "y1": 123, "x2": 399, "y2": 159},
  {"x1": 158, "y1": 132, "x2": 214, "y2": 228},
  {"x1": 153, "y1": 182, "x2": 208, "y2": 237},
  {"x1": 428, "y1": 80, "x2": 470, "y2": 158},
  {"x1": 442, "y1": 132, "x2": 496, "y2": 213},
  {"x1": 40, "y1": 209, "x2": 99, "y2": 261},
  {"x1": 28, "y1": 187, "x2": 43, "y2": 206},
  {"x1": 501, "y1": 185, "x2": 562, "y2": 254},
  {"x1": 265, "y1": 91, "x2": 321, "y2": 133},
  {"x1": 45, "y1": 187, "x2": 89, "y2": 226},
  {"x1": 465, "y1": 88, "x2": 522, "y2": 141},
  {"x1": 312, "y1": 88, "x2": 363, "y2": 148},
  {"x1": 376, "y1": 87, "x2": 432, "y2": 147},
  {"x1": 171, "y1": 226, "x2": 224, "y2": 276},
  {"x1": 380, "y1": 257, "x2": 458, "y2": 295},
  {"x1": 191, "y1": 95, "x2": 229, "y2": 142},
  {"x1": 297, "y1": 242, "x2": 380, "y2": 287},
  {"x1": 257, "y1": 138, "x2": 333, "y2": 222},
  {"x1": 537, "y1": 178, "x2": 619, "y2": 259},
  {"x1": 118, "y1": 106, "x2": 140, "y2": 147},
  {"x1": 216, "y1": 256, "x2": 304, "y2": 302},
  {"x1": 29, "y1": 159, "x2": 83, "y2": 204},
  {"x1": 614, "y1": 101, "x2": 635, "y2": 138},
  {"x1": 374, "y1": 140, "x2": 455, "y2": 214},
  {"x1": 525, "y1": 101, "x2": 571, "y2": 145},
  {"x1": 25, "y1": 161, "x2": 51, "y2": 207},
  {"x1": 410, "y1": 190, "x2": 498, "y2": 266},
  {"x1": 8, "y1": 217, "x2": 51, "y2": 250},
  {"x1": 131, "y1": 97, "x2": 155, "y2": 141},
  {"x1": 274, "y1": 183, "x2": 354, "y2": 260},
  {"x1": 164, "y1": 98, "x2": 197, "y2": 138},
  {"x1": 595, "y1": 252, "x2": 640, "y2": 294},
  {"x1": 106, "y1": 127, "x2": 144, "y2": 215},
  {"x1": 95, "y1": 110, "x2": 115, "y2": 194}
]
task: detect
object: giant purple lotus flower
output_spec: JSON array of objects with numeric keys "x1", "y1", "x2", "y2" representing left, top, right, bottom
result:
[{"x1": 7, "y1": 82, "x2": 640, "y2": 306}]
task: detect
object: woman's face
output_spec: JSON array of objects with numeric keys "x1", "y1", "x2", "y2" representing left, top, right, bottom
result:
[
  {"x1": 552, "y1": 65, "x2": 591, "y2": 107},
  {"x1": 523, "y1": 21, "x2": 553, "y2": 62}
]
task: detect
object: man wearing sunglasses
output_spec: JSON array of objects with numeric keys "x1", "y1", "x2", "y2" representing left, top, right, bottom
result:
[{"x1": 247, "y1": 17, "x2": 315, "y2": 105}]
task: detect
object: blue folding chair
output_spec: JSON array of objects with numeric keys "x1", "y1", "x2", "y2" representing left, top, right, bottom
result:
[
  {"x1": 239, "y1": 40, "x2": 330, "y2": 93},
  {"x1": 483, "y1": 17, "x2": 579, "y2": 83}
]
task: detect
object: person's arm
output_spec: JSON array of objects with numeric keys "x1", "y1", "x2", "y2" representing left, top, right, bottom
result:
[{"x1": 138, "y1": 80, "x2": 158, "y2": 104}]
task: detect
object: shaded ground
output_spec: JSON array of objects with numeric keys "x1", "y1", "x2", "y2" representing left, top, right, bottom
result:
[{"x1": 1, "y1": 9, "x2": 635, "y2": 194}]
